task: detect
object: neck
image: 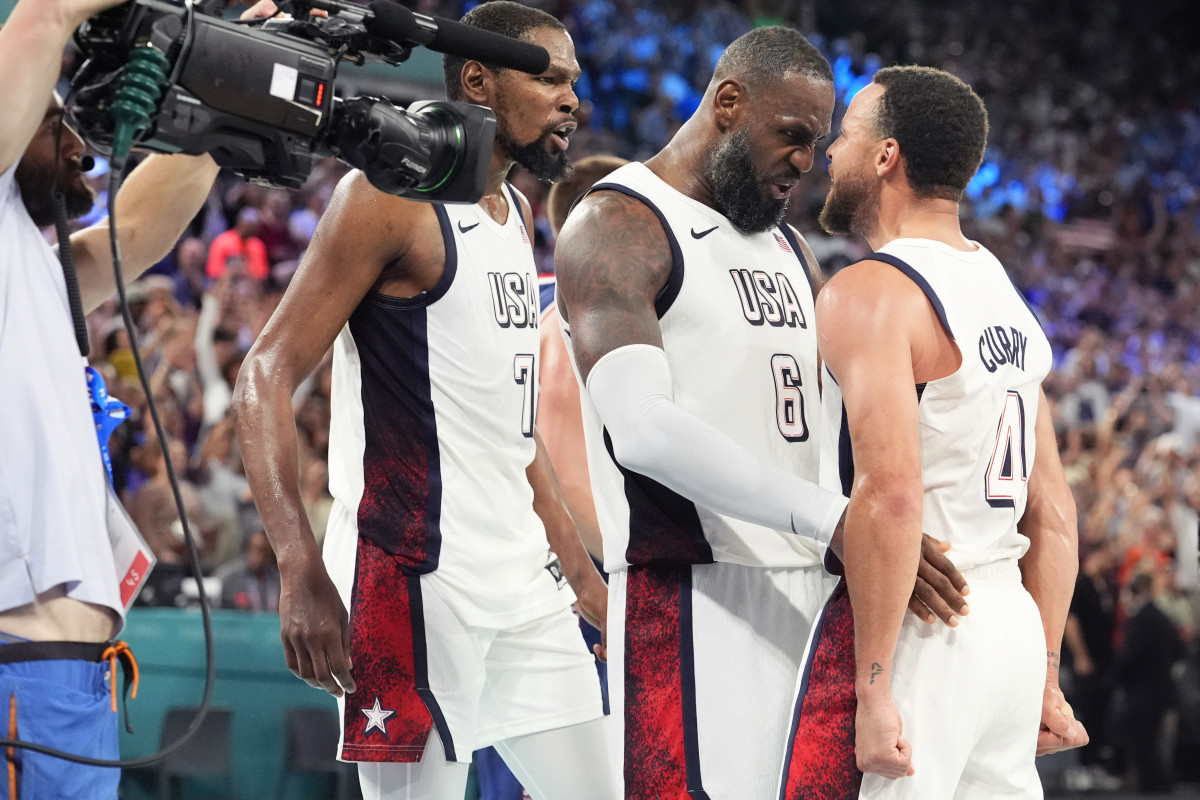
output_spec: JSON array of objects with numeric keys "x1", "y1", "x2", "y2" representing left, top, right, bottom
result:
[
  {"x1": 485, "y1": 146, "x2": 515, "y2": 196},
  {"x1": 866, "y1": 190, "x2": 974, "y2": 252},
  {"x1": 479, "y1": 148, "x2": 516, "y2": 222},
  {"x1": 647, "y1": 119, "x2": 718, "y2": 208}
]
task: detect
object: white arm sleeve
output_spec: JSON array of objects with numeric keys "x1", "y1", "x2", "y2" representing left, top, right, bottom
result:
[{"x1": 586, "y1": 344, "x2": 847, "y2": 544}]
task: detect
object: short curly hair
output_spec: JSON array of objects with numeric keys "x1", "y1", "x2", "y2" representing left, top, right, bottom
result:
[
  {"x1": 442, "y1": 1, "x2": 566, "y2": 101},
  {"x1": 871, "y1": 66, "x2": 989, "y2": 201}
]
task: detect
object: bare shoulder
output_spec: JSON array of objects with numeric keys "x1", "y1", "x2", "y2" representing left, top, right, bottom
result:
[
  {"x1": 552, "y1": 188, "x2": 672, "y2": 379},
  {"x1": 818, "y1": 258, "x2": 929, "y2": 317},
  {"x1": 817, "y1": 260, "x2": 934, "y2": 357},
  {"x1": 510, "y1": 184, "x2": 535, "y2": 231},
  {"x1": 319, "y1": 170, "x2": 437, "y2": 260},
  {"x1": 248, "y1": 172, "x2": 442, "y2": 379},
  {"x1": 553, "y1": 189, "x2": 673, "y2": 323},
  {"x1": 317, "y1": 170, "x2": 446, "y2": 293}
]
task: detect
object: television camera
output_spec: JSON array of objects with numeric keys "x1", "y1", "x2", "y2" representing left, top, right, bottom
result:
[{"x1": 66, "y1": 0, "x2": 551, "y2": 202}]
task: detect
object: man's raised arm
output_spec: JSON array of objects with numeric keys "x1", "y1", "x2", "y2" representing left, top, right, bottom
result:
[
  {"x1": 0, "y1": 0, "x2": 126, "y2": 172},
  {"x1": 73, "y1": 153, "x2": 219, "y2": 312}
]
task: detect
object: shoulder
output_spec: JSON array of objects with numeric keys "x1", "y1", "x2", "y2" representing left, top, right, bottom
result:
[
  {"x1": 318, "y1": 170, "x2": 440, "y2": 260},
  {"x1": 553, "y1": 188, "x2": 674, "y2": 305},
  {"x1": 211, "y1": 229, "x2": 237, "y2": 248},
  {"x1": 816, "y1": 259, "x2": 933, "y2": 360},
  {"x1": 325, "y1": 170, "x2": 439, "y2": 234},
  {"x1": 557, "y1": 188, "x2": 672, "y2": 266},
  {"x1": 818, "y1": 258, "x2": 930, "y2": 316},
  {"x1": 787, "y1": 225, "x2": 824, "y2": 294}
]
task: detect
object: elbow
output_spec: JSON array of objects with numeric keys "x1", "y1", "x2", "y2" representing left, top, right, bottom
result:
[
  {"x1": 853, "y1": 475, "x2": 925, "y2": 530},
  {"x1": 232, "y1": 351, "x2": 279, "y2": 423},
  {"x1": 606, "y1": 419, "x2": 671, "y2": 479}
]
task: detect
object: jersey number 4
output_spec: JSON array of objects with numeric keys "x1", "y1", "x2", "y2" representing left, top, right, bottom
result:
[
  {"x1": 514, "y1": 354, "x2": 536, "y2": 438},
  {"x1": 985, "y1": 390, "x2": 1027, "y2": 507},
  {"x1": 772, "y1": 354, "x2": 808, "y2": 442}
]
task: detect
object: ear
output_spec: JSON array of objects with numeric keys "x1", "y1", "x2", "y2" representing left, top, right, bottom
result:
[
  {"x1": 459, "y1": 60, "x2": 494, "y2": 105},
  {"x1": 710, "y1": 78, "x2": 746, "y2": 133},
  {"x1": 875, "y1": 138, "x2": 902, "y2": 179}
]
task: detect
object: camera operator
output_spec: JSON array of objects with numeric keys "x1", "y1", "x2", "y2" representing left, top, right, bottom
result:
[{"x1": 0, "y1": 0, "x2": 221, "y2": 795}]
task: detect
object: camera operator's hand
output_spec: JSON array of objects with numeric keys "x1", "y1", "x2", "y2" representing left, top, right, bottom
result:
[
  {"x1": 240, "y1": 0, "x2": 282, "y2": 20},
  {"x1": 0, "y1": 0, "x2": 129, "y2": 172},
  {"x1": 239, "y1": 0, "x2": 328, "y2": 21}
]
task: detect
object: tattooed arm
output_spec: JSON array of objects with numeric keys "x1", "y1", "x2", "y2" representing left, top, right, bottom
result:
[
  {"x1": 555, "y1": 190, "x2": 848, "y2": 543},
  {"x1": 555, "y1": 190, "x2": 671, "y2": 373}
]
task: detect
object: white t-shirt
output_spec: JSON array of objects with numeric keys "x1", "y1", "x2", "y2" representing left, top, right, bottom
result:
[{"x1": 0, "y1": 160, "x2": 123, "y2": 619}]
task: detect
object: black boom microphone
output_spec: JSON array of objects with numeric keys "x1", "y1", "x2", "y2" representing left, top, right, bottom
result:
[{"x1": 364, "y1": 0, "x2": 551, "y2": 75}]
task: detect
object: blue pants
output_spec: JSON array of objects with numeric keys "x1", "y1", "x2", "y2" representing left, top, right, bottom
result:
[{"x1": 1, "y1": 658, "x2": 119, "y2": 800}]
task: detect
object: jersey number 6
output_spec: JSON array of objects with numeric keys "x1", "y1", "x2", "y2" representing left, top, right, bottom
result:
[{"x1": 772, "y1": 354, "x2": 808, "y2": 442}]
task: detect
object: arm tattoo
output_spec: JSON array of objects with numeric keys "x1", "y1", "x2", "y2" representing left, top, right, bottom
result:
[
  {"x1": 869, "y1": 661, "x2": 884, "y2": 685},
  {"x1": 555, "y1": 191, "x2": 673, "y2": 376},
  {"x1": 1047, "y1": 650, "x2": 1060, "y2": 670}
]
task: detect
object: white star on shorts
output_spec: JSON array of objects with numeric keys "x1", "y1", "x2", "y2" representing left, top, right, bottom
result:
[{"x1": 361, "y1": 697, "x2": 395, "y2": 736}]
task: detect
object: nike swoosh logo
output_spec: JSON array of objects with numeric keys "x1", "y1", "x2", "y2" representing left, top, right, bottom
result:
[
  {"x1": 458, "y1": 221, "x2": 480, "y2": 233},
  {"x1": 691, "y1": 226, "x2": 718, "y2": 239}
]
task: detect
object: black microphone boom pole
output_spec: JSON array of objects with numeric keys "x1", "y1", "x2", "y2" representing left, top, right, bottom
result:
[{"x1": 364, "y1": 0, "x2": 551, "y2": 75}]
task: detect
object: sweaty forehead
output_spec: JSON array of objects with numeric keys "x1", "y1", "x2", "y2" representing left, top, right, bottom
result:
[{"x1": 527, "y1": 26, "x2": 580, "y2": 77}]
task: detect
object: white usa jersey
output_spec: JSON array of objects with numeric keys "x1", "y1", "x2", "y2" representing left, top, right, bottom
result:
[
  {"x1": 569, "y1": 162, "x2": 824, "y2": 572},
  {"x1": 325, "y1": 184, "x2": 572, "y2": 628},
  {"x1": 819, "y1": 238, "x2": 1052, "y2": 569}
]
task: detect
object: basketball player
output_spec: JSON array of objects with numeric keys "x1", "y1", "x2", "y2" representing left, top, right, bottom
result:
[
  {"x1": 778, "y1": 66, "x2": 1087, "y2": 800},
  {"x1": 554, "y1": 28, "x2": 970, "y2": 799},
  {"x1": 234, "y1": 5, "x2": 616, "y2": 799}
]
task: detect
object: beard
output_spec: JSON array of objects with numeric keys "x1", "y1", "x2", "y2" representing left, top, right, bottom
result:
[
  {"x1": 703, "y1": 128, "x2": 794, "y2": 234},
  {"x1": 15, "y1": 155, "x2": 95, "y2": 228},
  {"x1": 496, "y1": 118, "x2": 572, "y2": 184},
  {"x1": 819, "y1": 166, "x2": 877, "y2": 237}
]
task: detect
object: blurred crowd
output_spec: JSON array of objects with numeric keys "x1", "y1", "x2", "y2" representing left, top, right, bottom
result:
[{"x1": 64, "y1": 0, "x2": 1197, "y2": 792}]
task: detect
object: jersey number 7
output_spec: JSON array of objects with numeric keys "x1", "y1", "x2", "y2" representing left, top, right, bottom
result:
[{"x1": 514, "y1": 354, "x2": 535, "y2": 438}]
